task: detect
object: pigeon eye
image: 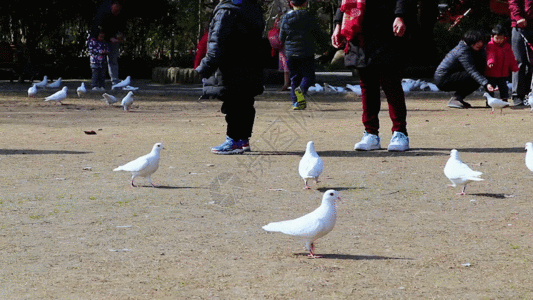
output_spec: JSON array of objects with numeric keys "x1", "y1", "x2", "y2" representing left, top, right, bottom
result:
[{"x1": 329, "y1": 192, "x2": 334, "y2": 196}]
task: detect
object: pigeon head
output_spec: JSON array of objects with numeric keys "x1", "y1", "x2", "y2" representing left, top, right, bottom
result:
[
  {"x1": 152, "y1": 143, "x2": 165, "y2": 152},
  {"x1": 306, "y1": 141, "x2": 315, "y2": 152},
  {"x1": 450, "y1": 149, "x2": 459, "y2": 159},
  {"x1": 62, "y1": 86, "x2": 68, "y2": 91},
  {"x1": 526, "y1": 142, "x2": 533, "y2": 151},
  {"x1": 322, "y1": 190, "x2": 340, "y2": 205}
]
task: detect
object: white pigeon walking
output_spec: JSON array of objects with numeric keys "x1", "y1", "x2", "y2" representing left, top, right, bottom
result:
[
  {"x1": 444, "y1": 149, "x2": 483, "y2": 195},
  {"x1": 263, "y1": 190, "x2": 340, "y2": 258},
  {"x1": 111, "y1": 76, "x2": 131, "y2": 90},
  {"x1": 44, "y1": 86, "x2": 68, "y2": 105},
  {"x1": 46, "y1": 77, "x2": 62, "y2": 89},
  {"x1": 77, "y1": 82, "x2": 87, "y2": 98},
  {"x1": 28, "y1": 84, "x2": 37, "y2": 97},
  {"x1": 34, "y1": 75, "x2": 48, "y2": 88},
  {"x1": 113, "y1": 142, "x2": 164, "y2": 187},
  {"x1": 483, "y1": 92, "x2": 509, "y2": 115},
  {"x1": 525, "y1": 142, "x2": 533, "y2": 173},
  {"x1": 298, "y1": 141, "x2": 324, "y2": 189},
  {"x1": 120, "y1": 91, "x2": 134, "y2": 112},
  {"x1": 527, "y1": 92, "x2": 533, "y2": 112},
  {"x1": 102, "y1": 93, "x2": 118, "y2": 106}
]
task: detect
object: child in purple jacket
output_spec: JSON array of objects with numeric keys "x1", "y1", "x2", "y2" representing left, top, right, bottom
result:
[{"x1": 88, "y1": 29, "x2": 109, "y2": 91}]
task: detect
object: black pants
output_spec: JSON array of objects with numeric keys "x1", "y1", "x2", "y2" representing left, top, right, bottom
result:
[
  {"x1": 220, "y1": 94, "x2": 256, "y2": 140},
  {"x1": 435, "y1": 71, "x2": 480, "y2": 99}
]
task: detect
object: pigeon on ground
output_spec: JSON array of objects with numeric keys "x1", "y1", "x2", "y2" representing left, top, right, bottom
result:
[
  {"x1": 113, "y1": 142, "x2": 164, "y2": 187},
  {"x1": 102, "y1": 93, "x2": 118, "y2": 106},
  {"x1": 44, "y1": 86, "x2": 68, "y2": 105},
  {"x1": 120, "y1": 91, "x2": 134, "y2": 112},
  {"x1": 444, "y1": 149, "x2": 483, "y2": 195},
  {"x1": 34, "y1": 75, "x2": 48, "y2": 88},
  {"x1": 525, "y1": 142, "x2": 533, "y2": 173},
  {"x1": 46, "y1": 77, "x2": 62, "y2": 89},
  {"x1": 262, "y1": 190, "x2": 340, "y2": 258},
  {"x1": 308, "y1": 83, "x2": 324, "y2": 93},
  {"x1": 77, "y1": 82, "x2": 87, "y2": 98},
  {"x1": 111, "y1": 76, "x2": 131, "y2": 90},
  {"x1": 298, "y1": 141, "x2": 324, "y2": 189},
  {"x1": 346, "y1": 84, "x2": 362, "y2": 95},
  {"x1": 323, "y1": 83, "x2": 338, "y2": 93},
  {"x1": 483, "y1": 92, "x2": 509, "y2": 115},
  {"x1": 28, "y1": 84, "x2": 37, "y2": 97},
  {"x1": 527, "y1": 92, "x2": 533, "y2": 112}
]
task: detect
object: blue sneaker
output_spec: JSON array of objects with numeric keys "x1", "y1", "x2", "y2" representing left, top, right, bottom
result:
[
  {"x1": 211, "y1": 137, "x2": 245, "y2": 155},
  {"x1": 387, "y1": 131, "x2": 410, "y2": 152},
  {"x1": 240, "y1": 139, "x2": 251, "y2": 152}
]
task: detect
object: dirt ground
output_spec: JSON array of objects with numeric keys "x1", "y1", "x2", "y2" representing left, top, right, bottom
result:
[{"x1": 1, "y1": 84, "x2": 533, "y2": 299}]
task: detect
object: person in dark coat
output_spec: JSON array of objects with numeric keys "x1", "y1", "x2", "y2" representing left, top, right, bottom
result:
[
  {"x1": 90, "y1": 0, "x2": 126, "y2": 86},
  {"x1": 196, "y1": 0, "x2": 264, "y2": 155},
  {"x1": 434, "y1": 30, "x2": 497, "y2": 109},
  {"x1": 279, "y1": 0, "x2": 328, "y2": 110},
  {"x1": 331, "y1": 0, "x2": 414, "y2": 152}
]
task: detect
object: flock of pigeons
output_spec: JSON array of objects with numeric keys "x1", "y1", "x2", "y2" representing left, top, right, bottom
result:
[{"x1": 27, "y1": 75, "x2": 136, "y2": 112}]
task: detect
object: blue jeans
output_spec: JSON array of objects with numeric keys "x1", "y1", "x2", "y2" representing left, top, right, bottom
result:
[{"x1": 287, "y1": 56, "x2": 315, "y2": 103}]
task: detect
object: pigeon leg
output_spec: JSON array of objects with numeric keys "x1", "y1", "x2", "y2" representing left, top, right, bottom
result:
[
  {"x1": 457, "y1": 185, "x2": 467, "y2": 195},
  {"x1": 303, "y1": 179, "x2": 310, "y2": 190},
  {"x1": 130, "y1": 177, "x2": 137, "y2": 187},
  {"x1": 307, "y1": 243, "x2": 322, "y2": 258}
]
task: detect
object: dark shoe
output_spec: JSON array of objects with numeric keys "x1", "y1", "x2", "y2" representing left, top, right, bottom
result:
[
  {"x1": 447, "y1": 98, "x2": 465, "y2": 109},
  {"x1": 459, "y1": 100, "x2": 472, "y2": 108},
  {"x1": 513, "y1": 97, "x2": 525, "y2": 106}
]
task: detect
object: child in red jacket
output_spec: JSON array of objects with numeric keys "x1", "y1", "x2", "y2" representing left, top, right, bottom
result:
[{"x1": 485, "y1": 24, "x2": 519, "y2": 101}]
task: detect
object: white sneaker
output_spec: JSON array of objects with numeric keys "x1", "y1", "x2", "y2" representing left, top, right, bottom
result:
[
  {"x1": 354, "y1": 132, "x2": 381, "y2": 151},
  {"x1": 387, "y1": 131, "x2": 410, "y2": 152}
]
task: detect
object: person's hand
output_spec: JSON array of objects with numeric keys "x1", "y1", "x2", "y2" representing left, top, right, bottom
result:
[
  {"x1": 488, "y1": 63, "x2": 494, "y2": 68},
  {"x1": 486, "y1": 84, "x2": 499, "y2": 92},
  {"x1": 331, "y1": 24, "x2": 345, "y2": 48},
  {"x1": 393, "y1": 17, "x2": 406, "y2": 37},
  {"x1": 517, "y1": 18, "x2": 527, "y2": 28}
]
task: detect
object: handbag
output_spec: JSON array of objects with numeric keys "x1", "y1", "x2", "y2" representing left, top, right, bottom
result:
[{"x1": 340, "y1": 0, "x2": 365, "y2": 51}]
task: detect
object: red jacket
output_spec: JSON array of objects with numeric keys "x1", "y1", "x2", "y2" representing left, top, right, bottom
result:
[
  {"x1": 194, "y1": 31, "x2": 209, "y2": 69},
  {"x1": 485, "y1": 37, "x2": 519, "y2": 78},
  {"x1": 509, "y1": 0, "x2": 533, "y2": 27}
]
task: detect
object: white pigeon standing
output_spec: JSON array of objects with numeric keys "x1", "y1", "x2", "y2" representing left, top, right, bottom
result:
[
  {"x1": 46, "y1": 77, "x2": 62, "y2": 89},
  {"x1": 525, "y1": 142, "x2": 533, "y2": 173},
  {"x1": 346, "y1": 84, "x2": 362, "y2": 95},
  {"x1": 298, "y1": 141, "x2": 324, "y2": 189},
  {"x1": 28, "y1": 84, "x2": 38, "y2": 97},
  {"x1": 483, "y1": 92, "x2": 509, "y2": 115},
  {"x1": 34, "y1": 75, "x2": 48, "y2": 88},
  {"x1": 77, "y1": 82, "x2": 87, "y2": 98},
  {"x1": 111, "y1": 76, "x2": 131, "y2": 90},
  {"x1": 44, "y1": 86, "x2": 68, "y2": 105},
  {"x1": 102, "y1": 93, "x2": 118, "y2": 106},
  {"x1": 113, "y1": 143, "x2": 164, "y2": 187},
  {"x1": 263, "y1": 190, "x2": 340, "y2": 258},
  {"x1": 527, "y1": 92, "x2": 533, "y2": 112},
  {"x1": 120, "y1": 91, "x2": 134, "y2": 112},
  {"x1": 444, "y1": 149, "x2": 484, "y2": 195}
]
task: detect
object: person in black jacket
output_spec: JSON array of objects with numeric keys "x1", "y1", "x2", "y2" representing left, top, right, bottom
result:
[
  {"x1": 434, "y1": 30, "x2": 497, "y2": 109},
  {"x1": 196, "y1": 0, "x2": 264, "y2": 155},
  {"x1": 331, "y1": 0, "x2": 414, "y2": 152},
  {"x1": 90, "y1": 0, "x2": 126, "y2": 86},
  {"x1": 279, "y1": 0, "x2": 327, "y2": 110}
]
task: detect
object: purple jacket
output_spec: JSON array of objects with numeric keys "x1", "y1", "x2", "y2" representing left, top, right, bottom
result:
[{"x1": 88, "y1": 38, "x2": 109, "y2": 68}]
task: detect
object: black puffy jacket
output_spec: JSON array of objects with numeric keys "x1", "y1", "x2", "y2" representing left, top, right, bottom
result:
[
  {"x1": 196, "y1": 0, "x2": 264, "y2": 97},
  {"x1": 434, "y1": 41, "x2": 488, "y2": 88},
  {"x1": 279, "y1": 9, "x2": 326, "y2": 58}
]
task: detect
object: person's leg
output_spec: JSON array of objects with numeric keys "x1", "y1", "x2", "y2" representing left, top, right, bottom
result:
[
  {"x1": 91, "y1": 66, "x2": 99, "y2": 89},
  {"x1": 379, "y1": 69, "x2": 407, "y2": 135},
  {"x1": 107, "y1": 42, "x2": 120, "y2": 85},
  {"x1": 299, "y1": 57, "x2": 316, "y2": 94},
  {"x1": 511, "y1": 27, "x2": 532, "y2": 102},
  {"x1": 98, "y1": 67, "x2": 106, "y2": 89},
  {"x1": 359, "y1": 68, "x2": 381, "y2": 135},
  {"x1": 496, "y1": 77, "x2": 510, "y2": 100}
]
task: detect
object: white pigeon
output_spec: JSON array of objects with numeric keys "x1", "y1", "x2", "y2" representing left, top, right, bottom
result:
[
  {"x1": 76, "y1": 82, "x2": 87, "y2": 98},
  {"x1": 113, "y1": 142, "x2": 164, "y2": 187},
  {"x1": 120, "y1": 91, "x2": 134, "y2": 112},
  {"x1": 527, "y1": 92, "x2": 533, "y2": 112},
  {"x1": 111, "y1": 76, "x2": 131, "y2": 90},
  {"x1": 102, "y1": 93, "x2": 118, "y2": 106},
  {"x1": 483, "y1": 92, "x2": 509, "y2": 115},
  {"x1": 34, "y1": 75, "x2": 48, "y2": 88},
  {"x1": 44, "y1": 86, "x2": 68, "y2": 105},
  {"x1": 308, "y1": 83, "x2": 324, "y2": 93},
  {"x1": 346, "y1": 84, "x2": 362, "y2": 95},
  {"x1": 46, "y1": 77, "x2": 62, "y2": 88},
  {"x1": 298, "y1": 141, "x2": 324, "y2": 189},
  {"x1": 323, "y1": 83, "x2": 338, "y2": 93},
  {"x1": 28, "y1": 84, "x2": 37, "y2": 97},
  {"x1": 525, "y1": 142, "x2": 533, "y2": 173},
  {"x1": 263, "y1": 190, "x2": 340, "y2": 258},
  {"x1": 444, "y1": 149, "x2": 484, "y2": 195}
]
